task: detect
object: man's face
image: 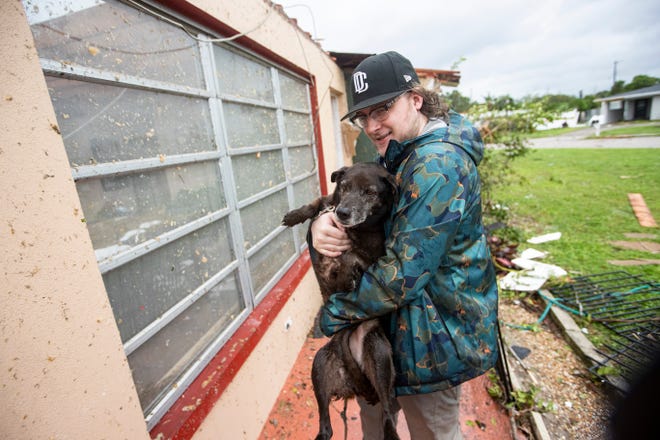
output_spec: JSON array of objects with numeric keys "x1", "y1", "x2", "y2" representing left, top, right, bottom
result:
[{"x1": 351, "y1": 92, "x2": 425, "y2": 156}]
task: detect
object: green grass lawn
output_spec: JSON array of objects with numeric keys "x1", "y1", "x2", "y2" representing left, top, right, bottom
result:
[
  {"x1": 491, "y1": 148, "x2": 660, "y2": 280},
  {"x1": 597, "y1": 125, "x2": 660, "y2": 137},
  {"x1": 526, "y1": 126, "x2": 584, "y2": 138},
  {"x1": 530, "y1": 121, "x2": 660, "y2": 139}
]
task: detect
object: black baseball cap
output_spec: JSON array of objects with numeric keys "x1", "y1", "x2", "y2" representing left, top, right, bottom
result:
[{"x1": 342, "y1": 51, "x2": 419, "y2": 120}]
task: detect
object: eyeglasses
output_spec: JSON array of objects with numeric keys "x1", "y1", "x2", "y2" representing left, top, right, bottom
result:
[{"x1": 349, "y1": 92, "x2": 408, "y2": 129}]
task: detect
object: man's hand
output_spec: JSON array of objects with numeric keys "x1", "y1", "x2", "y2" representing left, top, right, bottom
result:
[{"x1": 311, "y1": 211, "x2": 351, "y2": 257}]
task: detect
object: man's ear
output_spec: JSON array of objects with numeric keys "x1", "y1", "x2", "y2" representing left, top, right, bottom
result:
[
  {"x1": 330, "y1": 167, "x2": 348, "y2": 183},
  {"x1": 411, "y1": 92, "x2": 424, "y2": 111}
]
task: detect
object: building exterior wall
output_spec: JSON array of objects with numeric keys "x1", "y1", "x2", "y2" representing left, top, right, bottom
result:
[
  {"x1": 600, "y1": 100, "x2": 623, "y2": 124},
  {"x1": 1, "y1": 2, "x2": 149, "y2": 438},
  {"x1": 650, "y1": 96, "x2": 660, "y2": 120},
  {"x1": 623, "y1": 100, "x2": 634, "y2": 121},
  {"x1": 1, "y1": 0, "x2": 344, "y2": 438}
]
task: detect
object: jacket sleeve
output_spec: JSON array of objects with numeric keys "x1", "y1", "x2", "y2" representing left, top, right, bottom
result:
[{"x1": 320, "y1": 146, "x2": 470, "y2": 335}]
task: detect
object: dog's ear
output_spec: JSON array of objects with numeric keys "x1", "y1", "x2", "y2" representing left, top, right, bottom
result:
[
  {"x1": 382, "y1": 173, "x2": 398, "y2": 197},
  {"x1": 330, "y1": 167, "x2": 348, "y2": 183}
]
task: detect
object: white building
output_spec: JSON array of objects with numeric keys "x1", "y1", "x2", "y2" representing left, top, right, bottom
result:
[{"x1": 595, "y1": 84, "x2": 660, "y2": 124}]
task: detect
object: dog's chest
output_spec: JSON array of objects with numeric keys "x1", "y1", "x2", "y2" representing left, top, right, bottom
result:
[
  {"x1": 314, "y1": 231, "x2": 385, "y2": 301},
  {"x1": 315, "y1": 251, "x2": 370, "y2": 297}
]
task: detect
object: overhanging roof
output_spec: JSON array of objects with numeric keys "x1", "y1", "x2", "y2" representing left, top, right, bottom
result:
[{"x1": 595, "y1": 84, "x2": 660, "y2": 102}]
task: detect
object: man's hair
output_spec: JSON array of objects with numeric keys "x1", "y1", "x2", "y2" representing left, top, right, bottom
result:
[{"x1": 411, "y1": 84, "x2": 449, "y2": 122}]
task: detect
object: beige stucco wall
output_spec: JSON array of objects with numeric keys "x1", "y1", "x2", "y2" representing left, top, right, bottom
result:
[
  {"x1": 1, "y1": 0, "x2": 344, "y2": 439},
  {"x1": 0, "y1": 1, "x2": 149, "y2": 438}
]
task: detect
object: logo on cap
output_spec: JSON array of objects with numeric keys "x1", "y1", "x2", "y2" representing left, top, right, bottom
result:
[{"x1": 353, "y1": 71, "x2": 369, "y2": 94}]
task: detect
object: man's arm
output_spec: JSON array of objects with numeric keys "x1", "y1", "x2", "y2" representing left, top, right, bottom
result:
[{"x1": 319, "y1": 150, "x2": 471, "y2": 335}]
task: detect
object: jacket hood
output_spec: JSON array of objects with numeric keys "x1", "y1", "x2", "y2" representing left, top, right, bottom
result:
[{"x1": 380, "y1": 110, "x2": 484, "y2": 173}]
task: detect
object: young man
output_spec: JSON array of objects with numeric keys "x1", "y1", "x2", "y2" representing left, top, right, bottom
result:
[{"x1": 311, "y1": 51, "x2": 499, "y2": 439}]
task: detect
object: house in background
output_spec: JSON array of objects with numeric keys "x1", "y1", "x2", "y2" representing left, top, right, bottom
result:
[{"x1": 595, "y1": 84, "x2": 660, "y2": 124}]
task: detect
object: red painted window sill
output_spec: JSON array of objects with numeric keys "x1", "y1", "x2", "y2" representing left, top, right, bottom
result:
[{"x1": 150, "y1": 252, "x2": 311, "y2": 439}]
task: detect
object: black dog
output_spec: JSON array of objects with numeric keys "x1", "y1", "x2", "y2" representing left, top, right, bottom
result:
[{"x1": 282, "y1": 162, "x2": 400, "y2": 440}]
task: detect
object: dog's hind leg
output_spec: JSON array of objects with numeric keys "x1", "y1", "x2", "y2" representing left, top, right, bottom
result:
[
  {"x1": 361, "y1": 329, "x2": 401, "y2": 440},
  {"x1": 311, "y1": 347, "x2": 335, "y2": 440}
]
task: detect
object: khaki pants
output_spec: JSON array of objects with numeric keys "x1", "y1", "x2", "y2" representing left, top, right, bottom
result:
[{"x1": 358, "y1": 386, "x2": 462, "y2": 440}]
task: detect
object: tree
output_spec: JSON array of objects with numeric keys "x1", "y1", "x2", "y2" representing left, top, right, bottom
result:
[
  {"x1": 468, "y1": 99, "x2": 558, "y2": 223},
  {"x1": 624, "y1": 75, "x2": 660, "y2": 92},
  {"x1": 443, "y1": 90, "x2": 472, "y2": 113},
  {"x1": 483, "y1": 94, "x2": 517, "y2": 112},
  {"x1": 610, "y1": 80, "x2": 625, "y2": 95}
]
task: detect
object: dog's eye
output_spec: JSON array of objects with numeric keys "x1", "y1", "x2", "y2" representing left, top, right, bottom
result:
[{"x1": 365, "y1": 188, "x2": 378, "y2": 196}]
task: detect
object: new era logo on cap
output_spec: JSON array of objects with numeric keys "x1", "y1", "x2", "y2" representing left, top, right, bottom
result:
[{"x1": 342, "y1": 51, "x2": 420, "y2": 120}]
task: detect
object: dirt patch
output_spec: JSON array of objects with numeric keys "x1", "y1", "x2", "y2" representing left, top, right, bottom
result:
[{"x1": 498, "y1": 296, "x2": 615, "y2": 439}]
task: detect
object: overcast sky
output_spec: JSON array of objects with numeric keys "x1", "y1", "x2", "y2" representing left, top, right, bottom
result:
[{"x1": 276, "y1": 0, "x2": 660, "y2": 101}]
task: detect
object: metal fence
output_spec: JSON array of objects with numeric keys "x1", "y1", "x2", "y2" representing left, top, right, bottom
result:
[{"x1": 549, "y1": 271, "x2": 659, "y2": 392}]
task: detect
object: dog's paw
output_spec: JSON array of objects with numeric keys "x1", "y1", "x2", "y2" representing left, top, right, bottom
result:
[{"x1": 282, "y1": 210, "x2": 305, "y2": 227}]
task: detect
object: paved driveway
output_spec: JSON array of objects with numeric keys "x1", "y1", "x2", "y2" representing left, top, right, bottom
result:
[{"x1": 528, "y1": 126, "x2": 660, "y2": 149}]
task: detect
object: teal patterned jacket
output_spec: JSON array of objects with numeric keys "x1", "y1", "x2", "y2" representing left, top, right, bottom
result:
[{"x1": 319, "y1": 110, "x2": 499, "y2": 396}]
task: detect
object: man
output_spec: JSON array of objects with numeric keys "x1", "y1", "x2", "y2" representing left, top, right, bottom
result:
[{"x1": 311, "y1": 51, "x2": 499, "y2": 439}]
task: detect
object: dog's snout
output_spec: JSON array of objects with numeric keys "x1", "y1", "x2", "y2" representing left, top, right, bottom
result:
[{"x1": 335, "y1": 207, "x2": 351, "y2": 221}]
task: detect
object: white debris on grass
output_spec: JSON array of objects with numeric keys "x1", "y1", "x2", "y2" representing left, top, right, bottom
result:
[
  {"x1": 527, "y1": 232, "x2": 562, "y2": 244},
  {"x1": 520, "y1": 248, "x2": 548, "y2": 260}
]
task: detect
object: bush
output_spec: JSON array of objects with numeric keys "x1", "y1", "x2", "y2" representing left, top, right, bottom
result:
[{"x1": 468, "y1": 100, "x2": 558, "y2": 223}]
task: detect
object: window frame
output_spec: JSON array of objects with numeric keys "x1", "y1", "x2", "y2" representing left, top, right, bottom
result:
[{"x1": 28, "y1": 0, "x2": 330, "y2": 434}]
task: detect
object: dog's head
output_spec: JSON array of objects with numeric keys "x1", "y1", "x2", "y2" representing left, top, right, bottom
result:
[{"x1": 330, "y1": 163, "x2": 397, "y2": 228}]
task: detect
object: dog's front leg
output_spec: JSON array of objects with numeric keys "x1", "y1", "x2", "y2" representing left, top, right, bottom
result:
[{"x1": 281, "y1": 196, "x2": 331, "y2": 227}]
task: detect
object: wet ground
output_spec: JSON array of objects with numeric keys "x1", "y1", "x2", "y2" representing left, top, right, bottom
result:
[{"x1": 259, "y1": 335, "x2": 517, "y2": 439}]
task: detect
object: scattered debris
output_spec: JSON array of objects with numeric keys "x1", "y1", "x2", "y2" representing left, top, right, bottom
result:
[
  {"x1": 511, "y1": 345, "x2": 532, "y2": 360},
  {"x1": 520, "y1": 248, "x2": 547, "y2": 260},
  {"x1": 624, "y1": 232, "x2": 657, "y2": 240},
  {"x1": 627, "y1": 193, "x2": 658, "y2": 227},
  {"x1": 511, "y1": 258, "x2": 567, "y2": 278},
  {"x1": 499, "y1": 296, "x2": 615, "y2": 440},
  {"x1": 607, "y1": 259, "x2": 660, "y2": 266},
  {"x1": 500, "y1": 272, "x2": 547, "y2": 292},
  {"x1": 527, "y1": 232, "x2": 561, "y2": 244},
  {"x1": 609, "y1": 241, "x2": 660, "y2": 253},
  {"x1": 488, "y1": 235, "x2": 519, "y2": 273},
  {"x1": 499, "y1": 254, "x2": 567, "y2": 292}
]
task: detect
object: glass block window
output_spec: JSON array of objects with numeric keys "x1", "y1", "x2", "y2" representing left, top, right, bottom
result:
[{"x1": 23, "y1": 0, "x2": 320, "y2": 428}]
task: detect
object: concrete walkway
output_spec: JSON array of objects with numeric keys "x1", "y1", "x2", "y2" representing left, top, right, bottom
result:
[
  {"x1": 529, "y1": 135, "x2": 660, "y2": 149},
  {"x1": 259, "y1": 335, "x2": 517, "y2": 439}
]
